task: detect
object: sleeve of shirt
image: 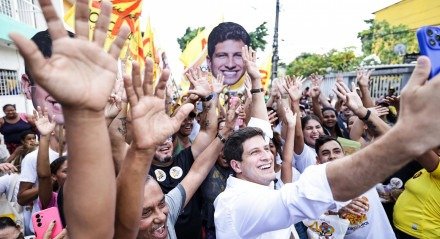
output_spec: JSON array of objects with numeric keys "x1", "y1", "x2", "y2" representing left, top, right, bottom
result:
[
  {"x1": 0, "y1": 174, "x2": 11, "y2": 195},
  {"x1": 294, "y1": 145, "x2": 317, "y2": 173},
  {"x1": 233, "y1": 164, "x2": 335, "y2": 238},
  {"x1": 165, "y1": 184, "x2": 186, "y2": 225},
  {"x1": 19, "y1": 153, "x2": 36, "y2": 183}
]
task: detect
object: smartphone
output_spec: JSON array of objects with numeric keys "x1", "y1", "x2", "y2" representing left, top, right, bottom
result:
[
  {"x1": 32, "y1": 207, "x2": 63, "y2": 239},
  {"x1": 417, "y1": 26, "x2": 440, "y2": 79}
]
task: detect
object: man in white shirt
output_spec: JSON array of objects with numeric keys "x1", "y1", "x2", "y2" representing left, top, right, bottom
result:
[
  {"x1": 214, "y1": 55, "x2": 440, "y2": 238},
  {"x1": 304, "y1": 135, "x2": 395, "y2": 239}
]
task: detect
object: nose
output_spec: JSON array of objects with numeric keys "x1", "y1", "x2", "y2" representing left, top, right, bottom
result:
[
  {"x1": 152, "y1": 208, "x2": 166, "y2": 223},
  {"x1": 225, "y1": 56, "x2": 236, "y2": 69}
]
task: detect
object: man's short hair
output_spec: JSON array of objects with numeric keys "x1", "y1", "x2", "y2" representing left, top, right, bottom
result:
[
  {"x1": 223, "y1": 127, "x2": 264, "y2": 164},
  {"x1": 314, "y1": 135, "x2": 342, "y2": 154},
  {"x1": 26, "y1": 30, "x2": 75, "y2": 85},
  {"x1": 207, "y1": 22, "x2": 251, "y2": 59}
]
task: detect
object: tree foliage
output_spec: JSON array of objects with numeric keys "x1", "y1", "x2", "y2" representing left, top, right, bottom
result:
[
  {"x1": 177, "y1": 26, "x2": 205, "y2": 51},
  {"x1": 285, "y1": 48, "x2": 361, "y2": 77},
  {"x1": 357, "y1": 20, "x2": 418, "y2": 64},
  {"x1": 249, "y1": 22, "x2": 268, "y2": 51}
]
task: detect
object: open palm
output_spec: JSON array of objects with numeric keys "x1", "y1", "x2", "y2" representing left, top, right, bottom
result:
[
  {"x1": 125, "y1": 61, "x2": 193, "y2": 149},
  {"x1": 34, "y1": 106, "x2": 56, "y2": 136},
  {"x1": 9, "y1": 0, "x2": 129, "y2": 112}
]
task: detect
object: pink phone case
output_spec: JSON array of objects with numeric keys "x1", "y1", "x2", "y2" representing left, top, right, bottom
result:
[{"x1": 31, "y1": 207, "x2": 63, "y2": 239}]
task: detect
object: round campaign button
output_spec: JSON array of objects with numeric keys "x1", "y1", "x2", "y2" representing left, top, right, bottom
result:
[
  {"x1": 154, "y1": 169, "x2": 167, "y2": 182},
  {"x1": 170, "y1": 166, "x2": 183, "y2": 179}
]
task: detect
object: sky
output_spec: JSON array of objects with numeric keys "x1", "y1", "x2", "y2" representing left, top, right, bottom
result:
[{"x1": 140, "y1": 0, "x2": 401, "y2": 80}]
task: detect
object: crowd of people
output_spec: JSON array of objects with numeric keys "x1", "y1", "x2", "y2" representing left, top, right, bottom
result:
[{"x1": 0, "y1": 0, "x2": 439, "y2": 238}]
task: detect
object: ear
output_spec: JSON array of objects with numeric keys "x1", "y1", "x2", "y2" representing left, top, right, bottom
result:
[
  {"x1": 51, "y1": 174, "x2": 57, "y2": 182},
  {"x1": 315, "y1": 156, "x2": 322, "y2": 165},
  {"x1": 230, "y1": 159, "x2": 242, "y2": 174},
  {"x1": 21, "y1": 74, "x2": 32, "y2": 100}
]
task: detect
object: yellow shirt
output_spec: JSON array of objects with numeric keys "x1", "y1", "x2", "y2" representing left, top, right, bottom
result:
[{"x1": 393, "y1": 163, "x2": 440, "y2": 238}]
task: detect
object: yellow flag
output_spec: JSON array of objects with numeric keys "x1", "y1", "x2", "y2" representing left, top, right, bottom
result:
[
  {"x1": 143, "y1": 17, "x2": 160, "y2": 82},
  {"x1": 179, "y1": 28, "x2": 210, "y2": 69},
  {"x1": 63, "y1": 0, "x2": 144, "y2": 67},
  {"x1": 259, "y1": 54, "x2": 273, "y2": 91}
]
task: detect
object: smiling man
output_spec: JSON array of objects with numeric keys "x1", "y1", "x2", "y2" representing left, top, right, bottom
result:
[{"x1": 207, "y1": 22, "x2": 251, "y2": 86}]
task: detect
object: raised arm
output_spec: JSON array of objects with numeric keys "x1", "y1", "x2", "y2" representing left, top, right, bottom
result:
[
  {"x1": 186, "y1": 68, "x2": 218, "y2": 158},
  {"x1": 327, "y1": 56, "x2": 440, "y2": 201},
  {"x1": 281, "y1": 76, "x2": 305, "y2": 155},
  {"x1": 114, "y1": 60, "x2": 194, "y2": 239},
  {"x1": 279, "y1": 107, "x2": 296, "y2": 184},
  {"x1": 243, "y1": 46, "x2": 268, "y2": 121},
  {"x1": 356, "y1": 69, "x2": 375, "y2": 108},
  {"x1": 34, "y1": 106, "x2": 56, "y2": 209},
  {"x1": 180, "y1": 105, "x2": 236, "y2": 206},
  {"x1": 309, "y1": 74, "x2": 325, "y2": 123},
  {"x1": 10, "y1": 0, "x2": 130, "y2": 237},
  {"x1": 334, "y1": 82, "x2": 391, "y2": 137}
]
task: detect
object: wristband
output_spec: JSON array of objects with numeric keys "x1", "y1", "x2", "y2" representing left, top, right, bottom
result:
[
  {"x1": 217, "y1": 133, "x2": 227, "y2": 143},
  {"x1": 360, "y1": 109, "x2": 371, "y2": 121},
  {"x1": 201, "y1": 94, "x2": 213, "y2": 102},
  {"x1": 250, "y1": 88, "x2": 264, "y2": 94}
]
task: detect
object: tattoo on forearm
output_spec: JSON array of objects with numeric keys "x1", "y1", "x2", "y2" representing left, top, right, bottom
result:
[{"x1": 117, "y1": 117, "x2": 127, "y2": 136}]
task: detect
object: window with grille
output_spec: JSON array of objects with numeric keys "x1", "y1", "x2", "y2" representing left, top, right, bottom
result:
[
  {"x1": 0, "y1": 69, "x2": 22, "y2": 96},
  {"x1": 0, "y1": 0, "x2": 13, "y2": 18}
]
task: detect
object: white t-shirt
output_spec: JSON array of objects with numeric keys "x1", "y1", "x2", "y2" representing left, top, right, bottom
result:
[
  {"x1": 294, "y1": 144, "x2": 317, "y2": 173},
  {"x1": 0, "y1": 173, "x2": 20, "y2": 202},
  {"x1": 337, "y1": 188, "x2": 396, "y2": 239},
  {"x1": 214, "y1": 164, "x2": 335, "y2": 239},
  {"x1": 19, "y1": 148, "x2": 66, "y2": 233}
]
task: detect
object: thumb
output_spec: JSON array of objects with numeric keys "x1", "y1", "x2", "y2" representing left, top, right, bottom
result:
[
  {"x1": 171, "y1": 103, "x2": 194, "y2": 129},
  {"x1": 405, "y1": 56, "x2": 431, "y2": 89}
]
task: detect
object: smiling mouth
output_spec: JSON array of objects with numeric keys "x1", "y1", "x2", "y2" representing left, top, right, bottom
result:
[
  {"x1": 258, "y1": 163, "x2": 271, "y2": 170},
  {"x1": 152, "y1": 224, "x2": 167, "y2": 238}
]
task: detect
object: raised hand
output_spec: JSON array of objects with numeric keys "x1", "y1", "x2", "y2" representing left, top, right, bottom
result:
[
  {"x1": 244, "y1": 74, "x2": 252, "y2": 99},
  {"x1": 283, "y1": 107, "x2": 297, "y2": 127},
  {"x1": 281, "y1": 75, "x2": 304, "y2": 102},
  {"x1": 384, "y1": 95, "x2": 400, "y2": 111},
  {"x1": 242, "y1": 46, "x2": 260, "y2": 80},
  {"x1": 9, "y1": 0, "x2": 130, "y2": 112},
  {"x1": 105, "y1": 75, "x2": 126, "y2": 120},
  {"x1": 309, "y1": 73, "x2": 323, "y2": 99},
  {"x1": 186, "y1": 68, "x2": 212, "y2": 97},
  {"x1": 369, "y1": 106, "x2": 389, "y2": 117},
  {"x1": 34, "y1": 106, "x2": 56, "y2": 136},
  {"x1": 268, "y1": 109, "x2": 278, "y2": 127},
  {"x1": 356, "y1": 68, "x2": 374, "y2": 87},
  {"x1": 333, "y1": 81, "x2": 365, "y2": 114},
  {"x1": 124, "y1": 59, "x2": 194, "y2": 149},
  {"x1": 211, "y1": 73, "x2": 226, "y2": 94}
]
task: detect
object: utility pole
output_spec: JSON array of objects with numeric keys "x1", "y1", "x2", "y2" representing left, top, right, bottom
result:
[{"x1": 271, "y1": 0, "x2": 280, "y2": 82}]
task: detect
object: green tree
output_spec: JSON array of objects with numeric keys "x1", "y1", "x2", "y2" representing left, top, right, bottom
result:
[
  {"x1": 285, "y1": 48, "x2": 361, "y2": 76},
  {"x1": 249, "y1": 22, "x2": 268, "y2": 51},
  {"x1": 177, "y1": 26, "x2": 205, "y2": 51},
  {"x1": 357, "y1": 20, "x2": 418, "y2": 64}
]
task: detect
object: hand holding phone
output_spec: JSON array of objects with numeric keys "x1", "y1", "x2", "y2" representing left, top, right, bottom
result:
[
  {"x1": 32, "y1": 207, "x2": 63, "y2": 239},
  {"x1": 417, "y1": 26, "x2": 440, "y2": 79}
]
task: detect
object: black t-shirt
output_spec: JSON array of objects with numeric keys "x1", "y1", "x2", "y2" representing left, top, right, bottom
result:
[{"x1": 149, "y1": 147, "x2": 202, "y2": 239}]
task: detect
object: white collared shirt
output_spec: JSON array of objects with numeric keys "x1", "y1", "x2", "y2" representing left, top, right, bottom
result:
[{"x1": 214, "y1": 164, "x2": 335, "y2": 239}]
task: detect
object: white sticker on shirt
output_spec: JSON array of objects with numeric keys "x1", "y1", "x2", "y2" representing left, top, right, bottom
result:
[
  {"x1": 154, "y1": 169, "x2": 166, "y2": 182},
  {"x1": 170, "y1": 166, "x2": 183, "y2": 179}
]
